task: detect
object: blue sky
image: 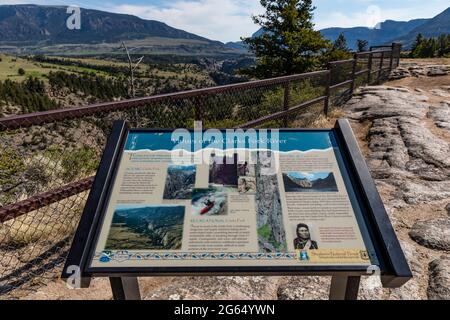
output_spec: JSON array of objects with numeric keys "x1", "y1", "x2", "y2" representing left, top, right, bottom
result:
[{"x1": 1, "y1": 0, "x2": 448, "y2": 42}]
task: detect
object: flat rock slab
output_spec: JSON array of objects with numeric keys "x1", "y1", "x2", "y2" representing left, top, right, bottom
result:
[
  {"x1": 346, "y1": 85, "x2": 450, "y2": 208},
  {"x1": 389, "y1": 65, "x2": 450, "y2": 79},
  {"x1": 145, "y1": 276, "x2": 280, "y2": 300},
  {"x1": 276, "y1": 276, "x2": 330, "y2": 300},
  {"x1": 347, "y1": 88, "x2": 428, "y2": 121},
  {"x1": 430, "y1": 89, "x2": 450, "y2": 97},
  {"x1": 428, "y1": 257, "x2": 450, "y2": 300},
  {"x1": 409, "y1": 218, "x2": 450, "y2": 251},
  {"x1": 428, "y1": 103, "x2": 450, "y2": 131}
]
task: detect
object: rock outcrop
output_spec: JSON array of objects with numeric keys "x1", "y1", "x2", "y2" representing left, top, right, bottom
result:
[
  {"x1": 346, "y1": 86, "x2": 450, "y2": 207},
  {"x1": 428, "y1": 257, "x2": 450, "y2": 300},
  {"x1": 343, "y1": 77, "x2": 450, "y2": 300},
  {"x1": 121, "y1": 65, "x2": 450, "y2": 302},
  {"x1": 389, "y1": 64, "x2": 450, "y2": 80}
]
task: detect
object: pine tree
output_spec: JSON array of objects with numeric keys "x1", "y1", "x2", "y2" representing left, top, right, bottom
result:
[
  {"x1": 410, "y1": 33, "x2": 424, "y2": 58},
  {"x1": 241, "y1": 0, "x2": 330, "y2": 78},
  {"x1": 356, "y1": 39, "x2": 369, "y2": 52},
  {"x1": 333, "y1": 33, "x2": 349, "y2": 52}
]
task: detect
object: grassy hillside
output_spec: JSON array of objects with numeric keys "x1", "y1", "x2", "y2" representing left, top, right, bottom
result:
[
  {"x1": 0, "y1": 53, "x2": 222, "y2": 117},
  {"x1": 0, "y1": 54, "x2": 110, "y2": 82}
]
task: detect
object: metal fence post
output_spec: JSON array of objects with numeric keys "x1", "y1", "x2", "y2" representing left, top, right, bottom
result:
[
  {"x1": 350, "y1": 54, "x2": 357, "y2": 96},
  {"x1": 324, "y1": 64, "x2": 332, "y2": 116},
  {"x1": 283, "y1": 81, "x2": 291, "y2": 127}
]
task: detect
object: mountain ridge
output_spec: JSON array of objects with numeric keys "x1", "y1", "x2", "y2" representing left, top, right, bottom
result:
[
  {"x1": 243, "y1": 7, "x2": 449, "y2": 50},
  {"x1": 1, "y1": 5, "x2": 449, "y2": 54},
  {"x1": 0, "y1": 4, "x2": 220, "y2": 45}
]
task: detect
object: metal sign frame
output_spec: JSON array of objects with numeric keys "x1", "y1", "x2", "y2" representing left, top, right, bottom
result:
[{"x1": 61, "y1": 119, "x2": 412, "y2": 300}]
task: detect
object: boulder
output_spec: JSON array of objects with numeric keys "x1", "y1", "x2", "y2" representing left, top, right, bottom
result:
[
  {"x1": 428, "y1": 69, "x2": 448, "y2": 77},
  {"x1": 409, "y1": 218, "x2": 450, "y2": 251}
]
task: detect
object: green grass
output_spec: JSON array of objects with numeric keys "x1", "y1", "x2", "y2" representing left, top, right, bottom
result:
[
  {"x1": 0, "y1": 54, "x2": 49, "y2": 81},
  {"x1": 0, "y1": 54, "x2": 109, "y2": 82},
  {"x1": 257, "y1": 224, "x2": 272, "y2": 240}
]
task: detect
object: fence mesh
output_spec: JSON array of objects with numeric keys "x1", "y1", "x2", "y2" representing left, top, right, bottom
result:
[{"x1": 0, "y1": 45, "x2": 401, "y2": 299}]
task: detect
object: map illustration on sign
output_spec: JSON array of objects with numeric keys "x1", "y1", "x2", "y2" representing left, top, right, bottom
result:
[{"x1": 90, "y1": 130, "x2": 379, "y2": 268}]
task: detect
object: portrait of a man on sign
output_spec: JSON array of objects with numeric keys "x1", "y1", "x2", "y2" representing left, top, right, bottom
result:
[{"x1": 293, "y1": 223, "x2": 318, "y2": 250}]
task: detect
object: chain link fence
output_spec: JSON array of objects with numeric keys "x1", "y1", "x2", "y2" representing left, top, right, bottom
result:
[{"x1": 0, "y1": 44, "x2": 401, "y2": 299}]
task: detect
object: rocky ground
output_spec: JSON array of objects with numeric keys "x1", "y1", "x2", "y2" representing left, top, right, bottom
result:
[{"x1": 15, "y1": 60, "x2": 450, "y2": 300}]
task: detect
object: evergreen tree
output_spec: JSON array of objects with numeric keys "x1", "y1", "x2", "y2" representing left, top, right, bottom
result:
[
  {"x1": 437, "y1": 34, "x2": 450, "y2": 57},
  {"x1": 241, "y1": 0, "x2": 330, "y2": 78},
  {"x1": 410, "y1": 33, "x2": 424, "y2": 58},
  {"x1": 333, "y1": 33, "x2": 349, "y2": 52},
  {"x1": 356, "y1": 39, "x2": 369, "y2": 52}
]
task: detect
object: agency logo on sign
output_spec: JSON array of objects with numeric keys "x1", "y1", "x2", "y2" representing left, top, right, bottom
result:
[
  {"x1": 297, "y1": 250, "x2": 310, "y2": 261},
  {"x1": 360, "y1": 250, "x2": 370, "y2": 260}
]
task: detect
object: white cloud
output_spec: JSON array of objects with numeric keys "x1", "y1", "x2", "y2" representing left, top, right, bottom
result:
[
  {"x1": 109, "y1": 0, "x2": 264, "y2": 43},
  {"x1": 315, "y1": 3, "x2": 450, "y2": 30}
]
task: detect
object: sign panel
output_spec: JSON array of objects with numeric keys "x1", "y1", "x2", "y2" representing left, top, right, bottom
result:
[{"x1": 89, "y1": 129, "x2": 378, "y2": 269}]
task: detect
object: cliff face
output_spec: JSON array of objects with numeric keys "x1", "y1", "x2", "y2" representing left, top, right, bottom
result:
[
  {"x1": 282, "y1": 174, "x2": 313, "y2": 189},
  {"x1": 311, "y1": 173, "x2": 338, "y2": 190},
  {"x1": 0, "y1": 4, "x2": 216, "y2": 44},
  {"x1": 163, "y1": 168, "x2": 195, "y2": 199},
  {"x1": 209, "y1": 155, "x2": 238, "y2": 186},
  {"x1": 255, "y1": 154, "x2": 287, "y2": 253},
  {"x1": 282, "y1": 173, "x2": 338, "y2": 191}
]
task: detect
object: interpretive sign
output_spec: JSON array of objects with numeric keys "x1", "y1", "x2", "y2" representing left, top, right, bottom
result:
[{"x1": 62, "y1": 119, "x2": 412, "y2": 300}]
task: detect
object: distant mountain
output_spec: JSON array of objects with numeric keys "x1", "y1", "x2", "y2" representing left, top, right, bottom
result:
[
  {"x1": 224, "y1": 29, "x2": 267, "y2": 50},
  {"x1": 394, "y1": 7, "x2": 450, "y2": 47},
  {"x1": 282, "y1": 173, "x2": 338, "y2": 192},
  {"x1": 0, "y1": 4, "x2": 249, "y2": 57},
  {"x1": 246, "y1": 7, "x2": 449, "y2": 50},
  {"x1": 0, "y1": 4, "x2": 216, "y2": 45},
  {"x1": 321, "y1": 19, "x2": 428, "y2": 50}
]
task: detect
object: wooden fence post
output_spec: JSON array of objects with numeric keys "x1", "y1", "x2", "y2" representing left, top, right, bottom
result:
[
  {"x1": 367, "y1": 52, "x2": 373, "y2": 85},
  {"x1": 389, "y1": 43, "x2": 395, "y2": 72},
  {"x1": 283, "y1": 81, "x2": 290, "y2": 127},
  {"x1": 378, "y1": 51, "x2": 384, "y2": 83},
  {"x1": 324, "y1": 64, "x2": 332, "y2": 116},
  {"x1": 350, "y1": 54, "x2": 357, "y2": 96}
]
